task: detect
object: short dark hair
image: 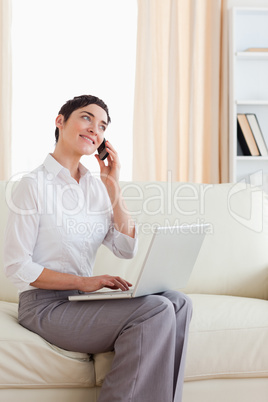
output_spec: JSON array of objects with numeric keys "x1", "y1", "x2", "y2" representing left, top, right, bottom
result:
[{"x1": 55, "y1": 95, "x2": 111, "y2": 143}]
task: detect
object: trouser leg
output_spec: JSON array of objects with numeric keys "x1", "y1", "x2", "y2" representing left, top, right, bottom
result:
[
  {"x1": 98, "y1": 291, "x2": 192, "y2": 402},
  {"x1": 161, "y1": 291, "x2": 193, "y2": 401},
  {"x1": 97, "y1": 294, "x2": 176, "y2": 402}
]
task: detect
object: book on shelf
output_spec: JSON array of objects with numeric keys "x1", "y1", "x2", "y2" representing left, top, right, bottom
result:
[
  {"x1": 244, "y1": 47, "x2": 268, "y2": 52},
  {"x1": 237, "y1": 139, "x2": 244, "y2": 156},
  {"x1": 246, "y1": 114, "x2": 268, "y2": 156},
  {"x1": 237, "y1": 114, "x2": 260, "y2": 156}
]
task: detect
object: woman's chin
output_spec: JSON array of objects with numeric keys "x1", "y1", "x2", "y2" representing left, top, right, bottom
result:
[{"x1": 80, "y1": 147, "x2": 96, "y2": 157}]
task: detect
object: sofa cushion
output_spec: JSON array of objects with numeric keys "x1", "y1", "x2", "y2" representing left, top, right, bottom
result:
[
  {"x1": 94, "y1": 352, "x2": 114, "y2": 386},
  {"x1": 185, "y1": 294, "x2": 268, "y2": 381},
  {"x1": 0, "y1": 301, "x2": 96, "y2": 388}
]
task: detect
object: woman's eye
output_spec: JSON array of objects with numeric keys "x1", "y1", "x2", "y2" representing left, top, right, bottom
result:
[
  {"x1": 100, "y1": 125, "x2": 106, "y2": 131},
  {"x1": 82, "y1": 115, "x2": 90, "y2": 121}
]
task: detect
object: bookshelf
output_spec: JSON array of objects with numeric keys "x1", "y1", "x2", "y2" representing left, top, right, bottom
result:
[{"x1": 229, "y1": 7, "x2": 268, "y2": 186}]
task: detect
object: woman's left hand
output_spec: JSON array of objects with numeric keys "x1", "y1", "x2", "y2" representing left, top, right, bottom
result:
[{"x1": 95, "y1": 140, "x2": 121, "y2": 190}]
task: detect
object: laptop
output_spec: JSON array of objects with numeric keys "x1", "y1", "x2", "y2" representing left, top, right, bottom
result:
[{"x1": 68, "y1": 224, "x2": 208, "y2": 301}]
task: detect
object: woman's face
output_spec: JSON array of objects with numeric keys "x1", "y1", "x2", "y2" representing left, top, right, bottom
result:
[{"x1": 55, "y1": 103, "x2": 108, "y2": 157}]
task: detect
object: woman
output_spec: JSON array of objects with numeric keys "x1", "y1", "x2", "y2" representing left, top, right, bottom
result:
[{"x1": 4, "y1": 95, "x2": 192, "y2": 402}]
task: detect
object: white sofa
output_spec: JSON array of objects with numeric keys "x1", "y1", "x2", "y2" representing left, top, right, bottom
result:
[{"x1": 1, "y1": 179, "x2": 268, "y2": 402}]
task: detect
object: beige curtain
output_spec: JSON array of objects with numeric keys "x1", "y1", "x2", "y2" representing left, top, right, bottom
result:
[
  {"x1": 0, "y1": 0, "x2": 12, "y2": 181},
  {"x1": 133, "y1": 0, "x2": 229, "y2": 183}
]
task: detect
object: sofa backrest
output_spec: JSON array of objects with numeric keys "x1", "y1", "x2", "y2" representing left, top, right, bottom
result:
[
  {"x1": 1, "y1": 180, "x2": 268, "y2": 302},
  {"x1": 94, "y1": 181, "x2": 268, "y2": 300}
]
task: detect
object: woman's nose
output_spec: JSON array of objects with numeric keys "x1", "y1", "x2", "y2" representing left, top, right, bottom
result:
[{"x1": 88, "y1": 124, "x2": 98, "y2": 135}]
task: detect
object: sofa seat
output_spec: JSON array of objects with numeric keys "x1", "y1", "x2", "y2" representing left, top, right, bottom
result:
[
  {"x1": 0, "y1": 301, "x2": 95, "y2": 389},
  {"x1": 185, "y1": 294, "x2": 268, "y2": 381}
]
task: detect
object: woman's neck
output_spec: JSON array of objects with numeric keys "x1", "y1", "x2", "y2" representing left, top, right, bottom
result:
[{"x1": 51, "y1": 148, "x2": 81, "y2": 183}]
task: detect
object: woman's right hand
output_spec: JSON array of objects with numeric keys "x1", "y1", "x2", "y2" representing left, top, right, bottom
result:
[{"x1": 79, "y1": 275, "x2": 132, "y2": 293}]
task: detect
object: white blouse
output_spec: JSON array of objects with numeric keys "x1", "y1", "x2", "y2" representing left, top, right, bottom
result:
[{"x1": 4, "y1": 154, "x2": 138, "y2": 292}]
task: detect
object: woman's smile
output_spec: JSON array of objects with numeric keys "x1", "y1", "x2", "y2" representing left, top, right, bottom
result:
[{"x1": 79, "y1": 134, "x2": 95, "y2": 145}]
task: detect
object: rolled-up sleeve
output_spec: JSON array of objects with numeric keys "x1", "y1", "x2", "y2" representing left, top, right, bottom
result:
[
  {"x1": 3, "y1": 178, "x2": 44, "y2": 291},
  {"x1": 102, "y1": 222, "x2": 138, "y2": 259}
]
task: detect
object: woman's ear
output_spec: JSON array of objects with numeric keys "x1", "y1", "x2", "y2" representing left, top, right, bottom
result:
[{"x1": 55, "y1": 114, "x2": 64, "y2": 129}]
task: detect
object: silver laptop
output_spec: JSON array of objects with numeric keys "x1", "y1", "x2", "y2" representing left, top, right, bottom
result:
[{"x1": 68, "y1": 224, "x2": 208, "y2": 301}]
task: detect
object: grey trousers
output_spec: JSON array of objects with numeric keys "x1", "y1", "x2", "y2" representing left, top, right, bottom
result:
[{"x1": 18, "y1": 289, "x2": 192, "y2": 402}]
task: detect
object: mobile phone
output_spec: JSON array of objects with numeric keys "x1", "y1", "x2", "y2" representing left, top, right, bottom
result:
[{"x1": 97, "y1": 138, "x2": 109, "y2": 160}]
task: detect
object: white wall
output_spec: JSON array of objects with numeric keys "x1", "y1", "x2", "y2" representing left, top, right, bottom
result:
[{"x1": 11, "y1": 0, "x2": 137, "y2": 181}]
